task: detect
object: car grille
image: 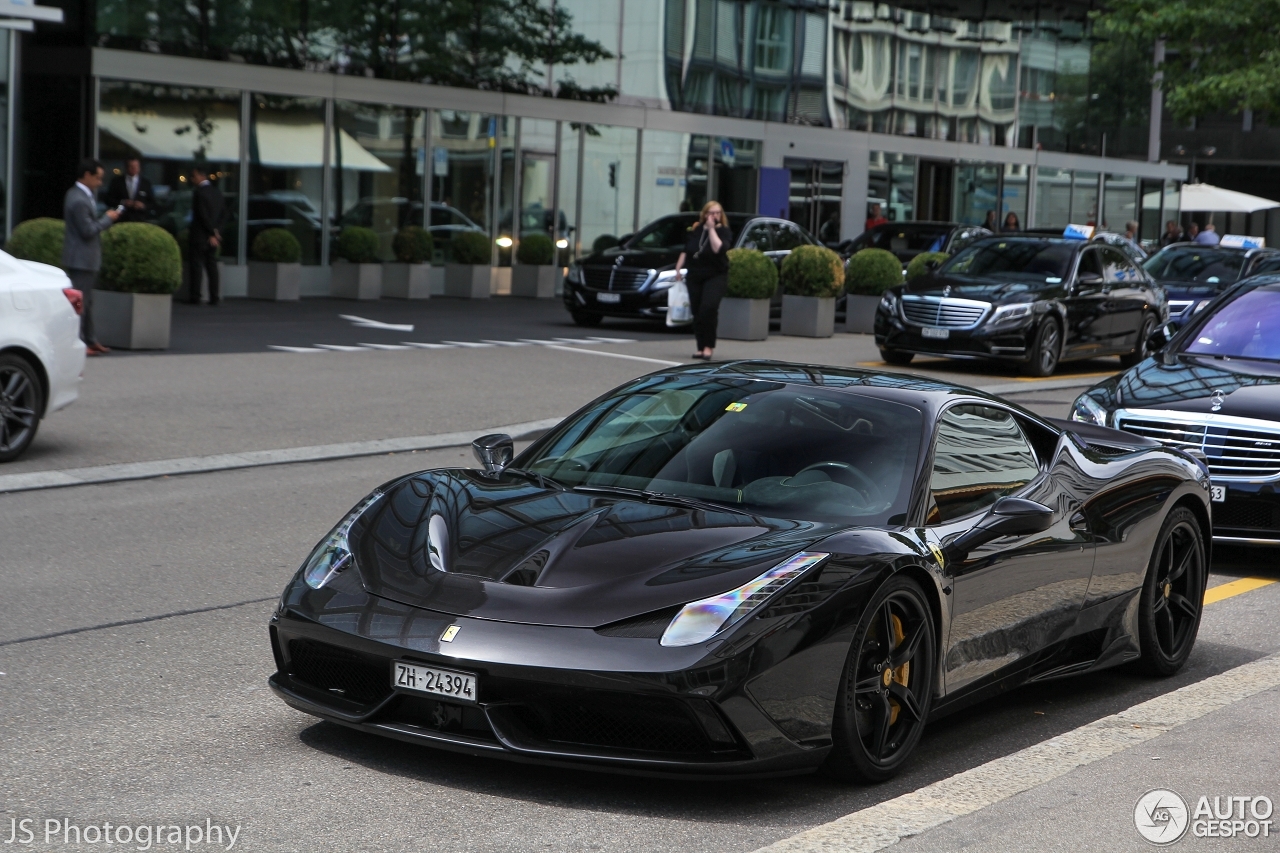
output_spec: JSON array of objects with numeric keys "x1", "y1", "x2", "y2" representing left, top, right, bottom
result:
[
  {"x1": 1114, "y1": 410, "x2": 1280, "y2": 480},
  {"x1": 582, "y1": 266, "x2": 650, "y2": 291},
  {"x1": 900, "y1": 295, "x2": 989, "y2": 328},
  {"x1": 498, "y1": 692, "x2": 718, "y2": 755},
  {"x1": 1214, "y1": 500, "x2": 1280, "y2": 532},
  {"x1": 288, "y1": 639, "x2": 391, "y2": 705}
]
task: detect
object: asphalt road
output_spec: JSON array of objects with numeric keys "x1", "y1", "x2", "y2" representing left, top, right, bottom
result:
[{"x1": 3, "y1": 304, "x2": 1277, "y2": 852}]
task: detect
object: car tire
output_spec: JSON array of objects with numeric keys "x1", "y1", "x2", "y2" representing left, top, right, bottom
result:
[
  {"x1": 1021, "y1": 317, "x2": 1061, "y2": 377},
  {"x1": 0, "y1": 354, "x2": 43, "y2": 463},
  {"x1": 570, "y1": 311, "x2": 603, "y2": 328},
  {"x1": 1119, "y1": 314, "x2": 1157, "y2": 368},
  {"x1": 880, "y1": 348, "x2": 914, "y2": 366},
  {"x1": 1137, "y1": 507, "x2": 1207, "y2": 677},
  {"x1": 825, "y1": 574, "x2": 935, "y2": 783}
]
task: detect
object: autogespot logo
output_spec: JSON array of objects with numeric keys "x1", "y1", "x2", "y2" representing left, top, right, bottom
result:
[{"x1": 1135, "y1": 789, "x2": 1190, "y2": 845}]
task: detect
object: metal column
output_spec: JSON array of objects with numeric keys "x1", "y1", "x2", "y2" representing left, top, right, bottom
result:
[
  {"x1": 4, "y1": 29, "x2": 16, "y2": 237},
  {"x1": 574, "y1": 123, "x2": 585, "y2": 258},
  {"x1": 319, "y1": 98, "x2": 333, "y2": 267},
  {"x1": 632, "y1": 127, "x2": 642, "y2": 234},
  {"x1": 551, "y1": 120, "x2": 562, "y2": 249},
  {"x1": 237, "y1": 90, "x2": 250, "y2": 266},
  {"x1": 511, "y1": 117, "x2": 523, "y2": 261},
  {"x1": 421, "y1": 108, "x2": 432, "y2": 209}
]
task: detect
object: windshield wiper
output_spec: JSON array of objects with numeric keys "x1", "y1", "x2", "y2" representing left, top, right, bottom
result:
[
  {"x1": 572, "y1": 485, "x2": 749, "y2": 516},
  {"x1": 505, "y1": 467, "x2": 568, "y2": 491}
]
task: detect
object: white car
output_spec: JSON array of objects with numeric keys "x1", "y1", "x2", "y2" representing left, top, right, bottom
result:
[{"x1": 0, "y1": 252, "x2": 85, "y2": 461}]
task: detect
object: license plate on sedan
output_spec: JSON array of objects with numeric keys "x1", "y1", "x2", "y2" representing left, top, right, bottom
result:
[
  {"x1": 921, "y1": 326, "x2": 950, "y2": 340},
  {"x1": 1211, "y1": 485, "x2": 1226, "y2": 503},
  {"x1": 596, "y1": 292, "x2": 621, "y2": 304},
  {"x1": 393, "y1": 661, "x2": 477, "y2": 703}
]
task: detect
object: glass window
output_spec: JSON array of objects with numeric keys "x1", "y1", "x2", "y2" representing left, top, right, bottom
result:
[
  {"x1": 942, "y1": 239, "x2": 1074, "y2": 281},
  {"x1": 1078, "y1": 248, "x2": 1104, "y2": 279},
  {"x1": 1101, "y1": 247, "x2": 1139, "y2": 284},
  {"x1": 249, "y1": 95, "x2": 324, "y2": 265},
  {"x1": 713, "y1": 137, "x2": 759, "y2": 216},
  {"x1": 431, "y1": 111, "x2": 504, "y2": 262},
  {"x1": 869, "y1": 151, "x2": 915, "y2": 224},
  {"x1": 516, "y1": 118, "x2": 565, "y2": 257},
  {"x1": 638, "y1": 129, "x2": 694, "y2": 228},
  {"x1": 628, "y1": 214, "x2": 698, "y2": 250},
  {"x1": 1072, "y1": 170, "x2": 1099, "y2": 226},
  {"x1": 333, "y1": 101, "x2": 426, "y2": 263},
  {"x1": 927, "y1": 405, "x2": 1041, "y2": 524},
  {"x1": 1142, "y1": 247, "x2": 1247, "y2": 283},
  {"x1": 740, "y1": 220, "x2": 773, "y2": 251},
  {"x1": 1035, "y1": 167, "x2": 1072, "y2": 230},
  {"x1": 953, "y1": 163, "x2": 1000, "y2": 227},
  {"x1": 773, "y1": 222, "x2": 806, "y2": 251},
  {"x1": 580, "y1": 124, "x2": 638, "y2": 253},
  {"x1": 1001, "y1": 163, "x2": 1029, "y2": 231},
  {"x1": 1103, "y1": 173, "x2": 1138, "y2": 235},
  {"x1": 1182, "y1": 285, "x2": 1280, "y2": 361},
  {"x1": 99, "y1": 81, "x2": 241, "y2": 262},
  {"x1": 754, "y1": 5, "x2": 793, "y2": 74}
]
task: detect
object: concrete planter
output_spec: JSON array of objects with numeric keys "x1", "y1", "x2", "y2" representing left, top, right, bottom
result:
[
  {"x1": 95, "y1": 290, "x2": 172, "y2": 350},
  {"x1": 490, "y1": 267, "x2": 512, "y2": 296},
  {"x1": 781, "y1": 294, "x2": 836, "y2": 338},
  {"x1": 445, "y1": 264, "x2": 492, "y2": 299},
  {"x1": 511, "y1": 265, "x2": 559, "y2": 298},
  {"x1": 843, "y1": 294, "x2": 881, "y2": 334},
  {"x1": 330, "y1": 262, "x2": 382, "y2": 300},
  {"x1": 247, "y1": 261, "x2": 301, "y2": 301},
  {"x1": 718, "y1": 297, "x2": 770, "y2": 341},
  {"x1": 383, "y1": 263, "x2": 432, "y2": 299}
]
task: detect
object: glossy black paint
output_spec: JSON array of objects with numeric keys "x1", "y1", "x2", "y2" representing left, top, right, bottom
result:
[
  {"x1": 1143, "y1": 242, "x2": 1280, "y2": 326},
  {"x1": 835, "y1": 221, "x2": 991, "y2": 264},
  {"x1": 269, "y1": 361, "x2": 1209, "y2": 775}
]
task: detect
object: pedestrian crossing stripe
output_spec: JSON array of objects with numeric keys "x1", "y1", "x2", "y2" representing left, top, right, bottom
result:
[{"x1": 266, "y1": 337, "x2": 637, "y2": 353}]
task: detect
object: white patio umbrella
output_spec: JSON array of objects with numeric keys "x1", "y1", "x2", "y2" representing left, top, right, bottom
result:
[{"x1": 1180, "y1": 182, "x2": 1280, "y2": 213}]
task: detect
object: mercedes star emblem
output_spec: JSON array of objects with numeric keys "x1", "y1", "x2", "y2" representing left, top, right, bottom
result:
[{"x1": 1210, "y1": 390, "x2": 1226, "y2": 412}]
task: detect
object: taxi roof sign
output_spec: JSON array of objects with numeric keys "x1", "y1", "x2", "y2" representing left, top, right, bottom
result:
[
  {"x1": 1219, "y1": 234, "x2": 1266, "y2": 249},
  {"x1": 1063, "y1": 224, "x2": 1095, "y2": 241}
]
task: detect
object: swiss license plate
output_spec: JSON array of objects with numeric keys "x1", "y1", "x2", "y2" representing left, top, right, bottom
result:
[
  {"x1": 921, "y1": 326, "x2": 949, "y2": 340},
  {"x1": 596, "y1": 292, "x2": 621, "y2": 304},
  {"x1": 393, "y1": 661, "x2": 477, "y2": 703},
  {"x1": 1210, "y1": 485, "x2": 1226, "y2": 503}
]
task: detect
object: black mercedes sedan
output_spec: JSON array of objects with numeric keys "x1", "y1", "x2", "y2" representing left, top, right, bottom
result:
[
  {"x1": 875, "y1": 235, "x2": 1167, "y2": 376},
  {"x1": 1072, "y1": 276, "x2": 1280, "y2": 546},
  {"x1": 835, "y1": 221, "x2": 991, "y2": 265},
  {"x1": 562, "y1": 213, "x2": 818, "y2": 326},
  {"x1": 1141, "y1": 241, "x2": 1280, "y2": 327},
  {"x1": 269, "y1": 361, "x2": 1208, "y2": 780}
]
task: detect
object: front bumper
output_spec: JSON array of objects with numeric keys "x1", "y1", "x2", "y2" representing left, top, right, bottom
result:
[
  {"x1": 1212, "y1": 482, "x2": 1280, "y2": 545},
  {"x1": 563, "y1": 280, "x2": 670, "y2": 321},
  {"x1": 875, "y1": 307, "x2": 1036, "y2": 362}
]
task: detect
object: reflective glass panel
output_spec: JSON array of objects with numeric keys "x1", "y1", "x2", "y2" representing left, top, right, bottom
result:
[
  {"x1": 249, "y1": 95, "x2": 324, "y2": 265},
  {"x1": 333, "y1": 101, "x2": 426, "y2": 262}
]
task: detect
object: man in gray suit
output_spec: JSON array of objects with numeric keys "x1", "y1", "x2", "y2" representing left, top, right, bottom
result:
[{"x1": 62, "y1": 158, "x2": 120, "y2": 355}]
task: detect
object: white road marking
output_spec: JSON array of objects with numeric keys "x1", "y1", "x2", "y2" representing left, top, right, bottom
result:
[
  {"x1": 586, "y1": 336, "x2": 639, "y2": 343},
  {"x1": 480, "y1": 340, "x2": 532, "y2": 346},
  {"x1": 401, "y1": 342, "x2": 456, "y2": 349},
  {"x1": 267, "y1": 337, "x2": 638, "y2": 353},
  {"x1": 440, "y1": 340, "x2": 496, "y2": 348},
  {"x1": 358, "y1": 343, "x2": 414, "y2": 351},
  {"x1": 517, "y1": 338, "x2": 572, "y2": 345},
  {"x1": 553, "y1": 337, "x2": 596, "y2": 344},
  {"x1": 753, "y1": 651, "x2": 1280, "y2": 853},
  {"x1": 544, "y1": 345, "x2": 681, "y2": 367},
  {"x1": 339, "y1": 314, "x2": 415, "y2": 332},
  {"x1": 313, "y1": 344, "x2": 370, "y2": 352},
  {"x1": 267, "y1": 345, "x2": 325, "y2": 353}
]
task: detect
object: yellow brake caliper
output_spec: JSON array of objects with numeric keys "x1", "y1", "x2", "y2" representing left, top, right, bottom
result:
[{"x1": 887, "y1": 614, "x2": 909, "y2": 725}]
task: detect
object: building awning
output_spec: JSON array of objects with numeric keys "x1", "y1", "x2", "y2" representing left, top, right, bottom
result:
[
  {"x1": 1180, "y1": 183, "x2": 1279, "y2": 214},
  {"x1": 254, "y1": 116, "x2": 391, "y2": 172}
]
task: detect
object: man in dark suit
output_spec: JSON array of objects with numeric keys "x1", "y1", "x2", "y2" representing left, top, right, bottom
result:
[
  {"x1": 188, "y1": 164, "x2": 226, "y2": 305},
  {"x1": 61, "y1": 158, "x2": 120, "y2": 354},
  {"x1": 103, "y1": 156, "x2": 155, "y2": 223}
]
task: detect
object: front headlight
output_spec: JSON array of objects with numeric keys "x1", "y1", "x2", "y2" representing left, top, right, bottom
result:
[
  {"x1": 988, "y1": 303, "x2": 1033, "y2": 325},
  {"x1": 566, "y1": 265, "x2": 583, "y2": 284},
  {"x1": 660, "y1": 552, "x2": 828, "y2": 647},
  {"x1": 302, "y1": 492, "x2": 383, "y2": 589},
  {"x1": 1070, "y1": 393, "x2": 1109, "y2": 427},
  {"x1": 651, "y1": 268, "x2": 685, "y2": 291},
  {"x1": 879, "y1": 291, "x2": 898, "y2": 313}
]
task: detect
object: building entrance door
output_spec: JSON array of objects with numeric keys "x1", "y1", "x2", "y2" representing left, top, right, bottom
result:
[
  {"x1": 918, "y1": 160, "x2": 955, "y2": 223},
  {"x1": 785, "y1": 158, "x2": 843, "y2": 245}
]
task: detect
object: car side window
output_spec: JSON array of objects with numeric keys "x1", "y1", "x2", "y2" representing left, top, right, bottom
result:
[
  {"x1": 1077, "y1": 248, "x2": 1103, "y2": 280},
  {"x1": 1102, "y1": 247, "x2": 1139, "y2": 284},
  {"x1": 740, "y1": 221, "x2": 773, "y2": 252},
  {"x1": 1250, "y1": 255, "x2": 1280, "y2": 276},
  {"x1": 773, "y1": 223, "x2": 805, "y2": 251},
  {"x1": 926, "y1": 405, "x2": 1042, "y2": 524}
]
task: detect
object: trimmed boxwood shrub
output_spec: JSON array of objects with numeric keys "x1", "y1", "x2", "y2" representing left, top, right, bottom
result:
[
  {"x1": 7, "y1": 218, "x2": 65, "y2": 268},
  {"x1": 780, "y1": 245, "x2": 844, "y2": 298},
  {"x1": 517, "y1": 233, "x2": 555, "y2": 266},
  {"x1": 726, "y1": 248, "x2": 777, "y2": 299},
  {"x1": 592, "y1": 234, "x2": 621, "y2": 254},
  {"x1": 451, "y1": 230, "x2": 492, "y2": 265},
  {"x1": 251, "y1": 228, "x2": 301, "y2": 264},
  {"x1": 99, "y1": 223, "x2": 182, "y2": 294},
  {"x1": 336, "y1": 226, "x2": 379, "y2": 263},
  {"x1": 845, "y1": 248, "x2": 903, "y2": 295},
  {"x1": 906, "y1": 251, "x2": 949, "y2": 282},
  {"x1": 393, "y1": 226, "x2": 433, "y2": 264}
]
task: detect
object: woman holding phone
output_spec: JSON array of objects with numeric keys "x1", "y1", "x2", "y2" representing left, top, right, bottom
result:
[{"x1": 674, "y1": 201, "x2": 732, "y2": 360}]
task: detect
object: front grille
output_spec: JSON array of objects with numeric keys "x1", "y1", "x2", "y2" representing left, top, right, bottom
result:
[
  {"x1": 504, "y1": 692, "x2": 713, "y2": 755},
  {"x1": 1115, "y1": 411, "x2": 1280, "y2": 480},
  {"x1": 288, "y1": 639, "x2": 391, "y2": 705},
  {"x1": 582, "y1": 266, "x2": 650, "y2": 291},
  {"x1": 381, "y1": 695, "x2": 497, "y2": 740},
  {"x1": 1214, "y1": 500, "x2": 1280, "y2": 531},
  {"x1": 900, "y1": 295, "x2": 988, "y2": 328}
]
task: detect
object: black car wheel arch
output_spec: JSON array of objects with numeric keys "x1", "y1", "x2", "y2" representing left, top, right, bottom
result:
[
  {"x1": 1023, "y1": 317, "x2": 1062, "y2": 377},
  {"x1": 1119, "y1": 314, "x2": 1158, "y2": 369},
  {"x1": 1138, "y1": 506, "x2": 1207, "y2": 676}
]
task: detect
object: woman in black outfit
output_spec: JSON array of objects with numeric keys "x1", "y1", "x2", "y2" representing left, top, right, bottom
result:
[{"x1": 675, "y1": 200, "x2": 731, "y2": 360}]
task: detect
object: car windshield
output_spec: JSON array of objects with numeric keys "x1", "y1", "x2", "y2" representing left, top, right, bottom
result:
[
  {"x1": 1182, "y1": 285, "x2": 1280, "y2": 361},
  {"x1": 1143, "y1": 248, "x2": 1245, "y2": 283},
  {"x1": 940, "y1": 239, "x2": 1074, "y2": 280},
  {"x1": 869, "y1": 226, "x2": 953, "y2": 254},
  {"x1": 520, "y1": 375, "x2": 922, "y2": 524},
  {"x1": 624, "y1": 214, "x2": 750, "y2": 250}
]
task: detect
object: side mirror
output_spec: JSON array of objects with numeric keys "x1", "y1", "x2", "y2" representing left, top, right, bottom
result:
[
  {"x1": 472, "y1": 433, "x2": 514, "y2": 477},
  {"x1": 1147, "y1": 322, "x2": 1175, "y2": 353},
  {"x1": 1076, "y1": 272, "x2": 1104, "y2": 287},
  {"x1": 943, "y1": 497, "x2": 1055, "y2": 563}
]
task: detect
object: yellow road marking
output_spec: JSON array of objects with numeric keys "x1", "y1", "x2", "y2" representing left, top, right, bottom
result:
[
  {"x1": 1204, "y1": 576, "x2": 1277, "y2": 605},
  {"x1": 1006, "y1": 370, "x2": 1119, "y2": 383}
]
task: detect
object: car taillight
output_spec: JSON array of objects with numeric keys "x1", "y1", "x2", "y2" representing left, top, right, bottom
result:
[{"x1": 63, "y1": 288, "x2": 83, "y2": 315}]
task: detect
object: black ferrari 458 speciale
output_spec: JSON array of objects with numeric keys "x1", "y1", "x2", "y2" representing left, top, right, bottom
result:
[{"x1": 269, "y1": 361, "x2": 1211, "y2": 780}]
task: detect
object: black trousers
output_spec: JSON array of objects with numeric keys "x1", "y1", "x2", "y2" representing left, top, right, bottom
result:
[
  {"x1": 66, "y1": 268, "x2": 98, "y2": 344},
  {"x1": 686, "y1": 270, "x2": 727, "y2": 351},
  {"x1": 187, "y1": 241, "x2": 220, "y2": 304}
]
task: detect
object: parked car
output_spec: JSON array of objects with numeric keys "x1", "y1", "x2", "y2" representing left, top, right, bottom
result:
[
  {"x1": 562, "y1": 213, "x2": 819, "y2": 327},
  {"x1": 338, "y1": 198, "x2": 487, "y2": 263},
  {"x1": 875, "y1": 235, "x2": 1168, "y2": 376},
  {"x1": 0, "y1": 252, "x2": 85, "y2": 462},
  {"x1": 1072, "y1": 275, "x2": 1280, "y2": 546},
  {"x1": 268, "y1": 361, "x2": 1209, "y2": 779},
  {"x1": 836, "y1": 221, "x2": 991, "y2": 265},
  {"x1": 1141, "y1": 241, "x2": 1280, "y2": 327}
]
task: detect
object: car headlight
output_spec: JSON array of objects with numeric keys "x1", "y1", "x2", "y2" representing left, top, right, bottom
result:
[
  {"x1": 879, "y1": 291, "x2": 898, "y2": 313},
  {"x1": 1070, "y1": 393, "x2": 1109, "y2": 427},
  {"x1": 651, "y1": 268, "x2": 685, "y2": 291},
  {"x1": 566, "y1": 265, "x2": 583, "y2": 284},
  {"x1": 988, "y1": 303, "x2": 1033, "y2": 325},
  {"x1": 302, "y1": 492, "x2": 383, "y2": 589},
  {"x1": 660, "y1": 552, "x2": 828, "y2": 647}
]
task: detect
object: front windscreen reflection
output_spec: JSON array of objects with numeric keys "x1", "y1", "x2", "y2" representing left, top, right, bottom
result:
[
  {"x1": 940, "y1": 239, "x2": 1074, "y2": 281},
  {"x1": 1183, "y1": 285, "x2": 1280, "y2": 361},
  {"x1": 523, "y1": 376, "x2": 922, "y2": 524}
]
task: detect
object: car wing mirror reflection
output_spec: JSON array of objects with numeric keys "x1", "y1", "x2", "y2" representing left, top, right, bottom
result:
[
  {"x1": 1147, "y1": 322, "x2": 1175, "y2": 353},
  {"x1": 943, "y1": 497, "x2": 1055, "y2": 564},
  {"x1": 1075, "y1": 272, "x2": 1104, "y2": 287},
  {"x1": 473, "y1": 433, "x2": 514, "y2": 477}
]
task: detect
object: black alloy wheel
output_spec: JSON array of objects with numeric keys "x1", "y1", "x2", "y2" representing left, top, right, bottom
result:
[
  {"x1": 826, "y1": 575, "x2": 935, "y2": 782},
  {"x1": 1022, "y1": 317, "x2": 1061, "y2": 377},
  {"x1": 1120, "y1": 314, "x2": 1157, "y2": 368},
  {"x1": 0, "y1": 355, "x2": 42, "y2": 463},
  {"x1": 1138, "y1": 507, "x2": 1206, "y2": 676},
  {"x1": 571, "y1": 311, "x2": 603, "y2": 327},
  {"x1": 879, "y1": 348, "x2": 914, "y2": 366}
]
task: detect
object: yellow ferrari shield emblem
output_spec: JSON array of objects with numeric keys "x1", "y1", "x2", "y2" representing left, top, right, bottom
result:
[{"x1": 927, "y1": 542, "x2": 946, "y2": 568}]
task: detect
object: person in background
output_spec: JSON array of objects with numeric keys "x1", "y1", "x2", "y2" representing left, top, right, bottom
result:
[
  {"x1": 1195, "y1": 222, "x2": 1220, "y2": 246},
  {"x1": 104, "y1": 156, "x2": 155, "y2": 223},
  {"x1": 674, "y1": 200, "x2": 731, "y2": 361},
  {"x1": 984, "y1": 210, "x2": 999, "y2": 231},
  {"x1": 1160, "y1": 220, "x2": 1185, "y2": 247},
  {"x1": 865, "y1": 203, "x2": 888, "y2": 232},
  {"x1": 1186, "y1": 222, "x2": 1201, "y2": 242},
  {"x1": 1124, "y1": 220, "x2": 1140, "y2": 242},
  {"x1": 1002, "y1": 212, "x2": 1021, "y2": 233},
  {"x1": 188, "y1": 164, "x2": 226, "y2": 305},
  {"x1": 61, "y1": 158, "x2": 120, "y2": 356}
]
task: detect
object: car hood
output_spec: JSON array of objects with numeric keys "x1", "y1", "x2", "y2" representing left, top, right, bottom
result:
[
  {"x1": 579, "y1": 245, "x2": 679, "y2": 271},
  {"x1": 1112, "y1": 353, "x2": 1280, "y2": 420},
  {"x1": 903, "y1": 273, "x2": 1051, "y2": 304},
  {"x1": 351, "y1": 471, "x2": 837, "y2": 628}
]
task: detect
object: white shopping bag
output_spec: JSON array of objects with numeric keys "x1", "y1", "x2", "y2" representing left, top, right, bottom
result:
[{"x1": 666, "y1": 280, "x2": 693, "y2": 326}]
